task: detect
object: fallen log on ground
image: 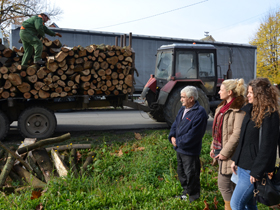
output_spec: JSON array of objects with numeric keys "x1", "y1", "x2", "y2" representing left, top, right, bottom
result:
[
  {"x1": 0, "y1": 153, "x2": 15, "y2": 186},
  {"x1": 0, "y1": 141, "x2": 33, "y2": 172},
  {"x1": 46, "y1": 143, "x2": 91, "y2": 152},
  {"x1": 17, "y1": 133, "x2": 71, "y2": 155}
]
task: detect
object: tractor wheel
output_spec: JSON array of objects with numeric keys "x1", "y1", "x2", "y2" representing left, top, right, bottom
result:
[
  {"x1": 146, "y1": 101, "x2": 165, "y2": 122},
  {"x1": 164, "y1": 87, "x2": 210, "y2": 127},
  {"x1": 0, "y1": 110, "x2": 9, "y2": 141},
  {"x1": 18, "y1": 107, "x2": 57, "y2": 139}
]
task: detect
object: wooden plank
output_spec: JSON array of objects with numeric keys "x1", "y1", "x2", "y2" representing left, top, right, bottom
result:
[
  {"x1": 50, "y1": 149, "x2": 68, "y2": 177},
  {"x1": 32, "y1": 148, "x2": 58, "y2": 182},
  {"x1": 13, "y1": 165, "x2": 46, "y2": 188}
]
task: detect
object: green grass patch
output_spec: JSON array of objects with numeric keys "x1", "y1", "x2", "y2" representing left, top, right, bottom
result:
[{"x1": 0, "y1": 130, "x2": 271, "y2": 209}]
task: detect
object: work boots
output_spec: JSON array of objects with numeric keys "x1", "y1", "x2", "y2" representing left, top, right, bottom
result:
[{"x1": 34, "y1": 59, "x2": 45, "y2": 65}]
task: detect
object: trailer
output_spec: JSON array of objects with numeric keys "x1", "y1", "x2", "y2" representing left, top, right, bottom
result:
[{"x1": 3, "y1": 26, "x2": 257, "y2": 140}]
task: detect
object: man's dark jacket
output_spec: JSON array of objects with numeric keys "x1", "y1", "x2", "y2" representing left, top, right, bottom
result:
[
  {"x1": 232, "y1": 103, "x2": 279, "y2": 179},
  {"x1": 168, "y1": 101, "x2": 208, "y2": 156}
]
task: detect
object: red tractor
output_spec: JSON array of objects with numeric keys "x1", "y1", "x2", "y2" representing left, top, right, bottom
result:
[{"x1": 141, "y1": 43, "x2": 225, "y2": 126}]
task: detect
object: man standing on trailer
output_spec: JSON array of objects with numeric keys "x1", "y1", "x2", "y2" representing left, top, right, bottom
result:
[
  {"x1": 19, "y1": 12, "x2": 62, "y2": 69},
  {"x1": 169, "y1": 86, "x2": 208, "y2": 202}
]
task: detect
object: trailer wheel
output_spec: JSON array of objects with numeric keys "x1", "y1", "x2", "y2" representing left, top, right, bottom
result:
[
  {"x1": 164, "y1": 87, "x2": 210, "y2": 127},
  {"x1": 0, "y1": 111, "x2": 9, "y2": 141},
  {"x1": 18, "y1": 107, "x2": 57, "y2": 139}
]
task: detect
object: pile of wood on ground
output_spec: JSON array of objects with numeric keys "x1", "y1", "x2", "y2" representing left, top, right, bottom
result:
[
  {"x1": 0, "y1": 38, "x2": 135, "y2": 99},
  {"x1": 0, "y1": 133, "x2": 96, "y2": 193}
]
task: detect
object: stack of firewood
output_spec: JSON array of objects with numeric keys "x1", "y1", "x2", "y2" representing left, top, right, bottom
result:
[
  {"x1": 0, "y1": 133, "x2": 96, "y2": 191},
  {"x1": 0, "y1": 39, "x2": 134, "y2": 99}
]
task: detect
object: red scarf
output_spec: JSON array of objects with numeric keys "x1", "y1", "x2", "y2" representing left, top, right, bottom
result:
[{"x1": 212, "y1": 97, "x2": 236, "y2": 150}]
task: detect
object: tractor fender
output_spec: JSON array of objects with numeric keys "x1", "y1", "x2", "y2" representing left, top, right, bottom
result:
[
  {"x1": 157, "y1": 80, "x2": 204, "y2": 105},
  {"x1": 141, "y1": 75, "x2": 157, "y2": 99}
]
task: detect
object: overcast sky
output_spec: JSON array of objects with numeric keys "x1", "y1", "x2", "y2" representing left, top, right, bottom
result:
[{"x1": 47, "y1": 0, "x2": 279, "y2": 44}]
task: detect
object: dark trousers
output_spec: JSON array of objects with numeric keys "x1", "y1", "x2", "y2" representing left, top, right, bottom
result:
[{"x1": 176, "y1": 152, "x2": 201, "y2": 202}]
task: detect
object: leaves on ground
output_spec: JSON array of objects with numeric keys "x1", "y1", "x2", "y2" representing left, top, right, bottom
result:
[
  {"x1": 134, "y1": 133, "x2": 142, "y2": 140},
  {"x1": 31, "y1": 190, "x2": 42, "y2": 200},
  {"x1": 203, "y1": 200, "x2": 210, "y2": 210},
  {"x1": 35, "y1": 203, "x2": 44, "y2": 210},
  {"x1": 76, "y1": 151, "x2": 82, "y2": 162},
  {"x1": 214, "y1": 196, "x2": 218, "y2": 209}
]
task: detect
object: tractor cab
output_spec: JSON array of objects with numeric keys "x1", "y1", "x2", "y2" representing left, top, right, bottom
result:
[
  {"x1": 154, "y1": 43, "x2": 217, "y2": 94},
  {"x1": 142, "y1": 43, "x2": 220, "y2": 125}
]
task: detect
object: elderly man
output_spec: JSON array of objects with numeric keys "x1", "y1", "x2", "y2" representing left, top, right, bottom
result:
[
  {"x1": 19, "y1": 12, "x2": 62, "y2": 69},
  {"x1": 169, "y1": 86, "x2": 208, "y2": 202}
]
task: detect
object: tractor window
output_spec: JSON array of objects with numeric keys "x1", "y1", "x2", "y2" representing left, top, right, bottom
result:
[
  {"x1": 198, "y1": 53, "x2": 215, "y2": 77},
  {"x1": 155, "y1": 51, "x2": 172, "y2": 80},
  {"x1": 175, "y1": 51, "x2": 197, "y2": 78}
]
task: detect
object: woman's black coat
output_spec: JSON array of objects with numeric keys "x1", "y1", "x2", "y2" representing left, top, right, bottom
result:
[{"x1": 232, "y1": 103, "x2": 280, "y2": 179}]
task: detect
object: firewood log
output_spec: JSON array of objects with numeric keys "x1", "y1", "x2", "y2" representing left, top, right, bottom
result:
[
  {"x1": 125, "y1": 74, "x2": 133, "y2": 87},
  {"x1": 39, "y1": 89, "x2": 50, "y2": 99},
  {"x1": 0, "y1": 67, "x2": 8, "y2": 74},
  {"x1": 26, "y1": 65, "x2": 37, "y2": 76},
  {"x1": 26, "y1": 75, "x2": 38, "y2": 83},
  {"x1": 34, "y1": 81, "x2": 45, "y2": 90},
  {"x1": 111, "y1": 72, "x2": 118, "y2": 80},
  {"x1": 93, "y1": 50, "x2": 99, "y2": 58},
  {"x1": 0, "y1": 153, "x2": 15, "y2": 186},
  {"x1": 93, "y1": 61, "x2": 100, "y2": 70},
  {"x1": 23, "y1": 92, "x2": 31, "y2": 99},
  {"x1": 58, "y1": 59, "x2": 67, "y2": 68},
  {"x1": 81, "y1": 75, "x2": 91, "y2": 82},
  {"x1": 55, "y1": 51, "x2": 68, "y2": 63},
  {"x1": 83, "y1": 60, "x2": 93, "y2": 70},
  {"x1": 53, "y1": 39, "x2": 62, "y2": 48},
  {"x1": 47, "y1": 56, "x2": 55, "y2": 63},
  {"x1": 97, "y1": 69, "x2": 105, "y2": 77},
  {"x1": 106, "y1": 56, "x2": 119, "y2": 65},
  {"x1": 8, "y1": 73, "x2": 22, "y2": 86},
  {"x1": 3, "y1": 48, "x2": 13, "y2": 58},
  {"x1": 112, "y1": 79, "x2": 118, "y2": 86},
  {"x1": 47, "y1": 62, "x2": 59, "y2": 72},
  {"x1": 4, "y1": 80, "x2": 12, "y2": 89}
]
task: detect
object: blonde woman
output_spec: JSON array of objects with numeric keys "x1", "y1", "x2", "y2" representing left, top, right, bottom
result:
[{"x1": 210, "y1": 79, "x2": 246, "y2": 210}]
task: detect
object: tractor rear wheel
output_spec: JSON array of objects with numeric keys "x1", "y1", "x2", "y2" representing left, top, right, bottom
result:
[{"x1": 163, "y1": 87, "x2": 209, "y2": 127}]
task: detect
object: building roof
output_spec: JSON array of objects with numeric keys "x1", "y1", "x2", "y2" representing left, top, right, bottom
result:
[
  {"x1": 49, "y1": 22, "x2": 59, "y2": 28},
  {"x1": 201, "y1": 35, "x2": 216, "y2": 42}
]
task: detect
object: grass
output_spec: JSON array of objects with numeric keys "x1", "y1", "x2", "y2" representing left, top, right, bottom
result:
[{"x1": 0, "y1": 129, "x2": 272, "y2": 209}]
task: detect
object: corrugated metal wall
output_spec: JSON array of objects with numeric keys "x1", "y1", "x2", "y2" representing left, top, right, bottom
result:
[{"x1": 10, "y1": 27, "x2": 256, "y2": 92}]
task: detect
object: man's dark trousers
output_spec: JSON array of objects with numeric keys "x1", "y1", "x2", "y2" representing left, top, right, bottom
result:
[{"x1": 177, "y1": 152, "x2": 200, "y2": 202}]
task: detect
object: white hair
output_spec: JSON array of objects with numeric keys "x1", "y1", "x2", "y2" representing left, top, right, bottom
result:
[{"x1": 180, "y1": 86, "x2": 198, "y2": 100}]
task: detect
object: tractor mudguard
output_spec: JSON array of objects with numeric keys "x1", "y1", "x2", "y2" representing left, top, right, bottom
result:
[
  {"x1": 141, "y1": 75, "x2": 157, "y2": 99},
  {"x1": 157, "y1": 81, "x2": 177, "y2": 105}
]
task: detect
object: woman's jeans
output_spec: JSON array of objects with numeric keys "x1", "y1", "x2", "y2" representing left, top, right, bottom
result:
[{"x1": 230, "y1": 167, "x2": 257, "y2": 210}]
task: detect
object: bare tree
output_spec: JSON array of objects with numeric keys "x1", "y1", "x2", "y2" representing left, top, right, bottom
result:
[{"x1": 0, "y1": 0, "x2": 63, "y2": 35}]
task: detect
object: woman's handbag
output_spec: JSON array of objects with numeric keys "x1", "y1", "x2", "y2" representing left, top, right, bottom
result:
[
  {"x1": 253, "y1": 167, "x2": 280, "y2": 206},
  {"x1": 253, "y1": 126, "x2": 280, "y2": 206}
]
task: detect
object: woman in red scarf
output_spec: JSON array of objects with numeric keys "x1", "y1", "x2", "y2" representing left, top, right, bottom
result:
[{"x1": 210, "y1": 79, "x2": 246, "y2": 210}]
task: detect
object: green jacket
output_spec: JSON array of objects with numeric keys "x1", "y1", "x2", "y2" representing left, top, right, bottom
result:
[{"x1": 21, "y1": 16, "x2": 56, "y2": 38}]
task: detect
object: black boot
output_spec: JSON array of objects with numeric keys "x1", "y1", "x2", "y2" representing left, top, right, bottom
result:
[{"x1": 34, "y1": 59, "x2": 45, "y2": 65}]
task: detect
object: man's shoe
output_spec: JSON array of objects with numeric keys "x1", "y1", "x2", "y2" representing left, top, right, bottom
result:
[
  {"x1": 20, "y1": 65, "x2": 28, "y2": 70},
  {"x1": 34, "y1": 59, "x2": 45, "y2": 65},
  {"x1": 175, "y1": 195, "x2": 188, "y2": 200}
]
